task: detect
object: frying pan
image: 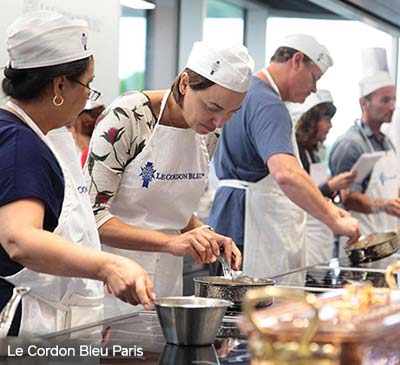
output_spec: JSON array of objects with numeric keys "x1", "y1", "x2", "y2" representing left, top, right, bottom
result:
[{"x1": 345, "y1": 231, "x2": 398, "y2": 265}]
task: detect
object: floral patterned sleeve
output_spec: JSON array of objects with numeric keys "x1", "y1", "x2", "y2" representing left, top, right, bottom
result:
[{"x1": 84, "y1": 92, "x2": 157, "y2": 227}]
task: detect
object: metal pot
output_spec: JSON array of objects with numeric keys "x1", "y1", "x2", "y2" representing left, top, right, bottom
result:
[
  {"x1": 193, "y1": 276, "x2": 275, "y2": 309},
  {"x1": 345, "y1": 231, "x2": 399, "y2": 265},
  {"x1": 159, "y1": 344, "x2": 218, "y2": 365},
  {"x1": 155, "y1": 297, "x2": 232, "y2": 346}
]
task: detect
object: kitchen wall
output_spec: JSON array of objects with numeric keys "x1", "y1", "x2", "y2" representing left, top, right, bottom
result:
[{"x1": 0, "y1": 0, "x2": 120, "y2": 104}]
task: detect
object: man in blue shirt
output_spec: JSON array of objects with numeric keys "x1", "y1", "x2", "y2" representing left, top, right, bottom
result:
[
  {"x1": 329, "y1": 48, "x2": 398, "y2": 237},
  {"x1": 208, "y1": 34, "x2": 360, "y2": 279}
]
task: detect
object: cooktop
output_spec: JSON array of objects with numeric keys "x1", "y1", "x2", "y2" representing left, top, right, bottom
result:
[{"x1": 272, "y1": 254, "x2": 400, "y2": 292}]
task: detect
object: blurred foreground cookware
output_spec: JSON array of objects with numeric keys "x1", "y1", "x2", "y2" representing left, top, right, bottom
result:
[
  {"x1": 243, "y1": 264, "x2": 400, "y2": 365},
  {"x1": 345, "y1": 231, "x2": 398, "y2": 265},
  {"x1": 155, "y1": 296, "x2": 232, "y2": 346},
  {"x1": 194, "y1": 276, "x2": 275, "y2": 309}
]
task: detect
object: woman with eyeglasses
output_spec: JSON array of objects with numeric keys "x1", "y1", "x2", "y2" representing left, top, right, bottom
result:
[
  {"x1": 84, "y1": 41, "x2": 253, "y2": 316},
  {"x1": 0, "y1": 11, "x2": 154, "y2": 336},
  {"x1": 293, "y1": 89, "x2": 356, "y2": 265}
]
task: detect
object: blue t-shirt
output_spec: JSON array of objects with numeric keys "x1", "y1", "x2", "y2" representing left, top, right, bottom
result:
[
  {"x1": 208, "y1": 76, "x2": 294, "y2": 246},
  {"x1": 0, "y1": 109, "x2": 64, "y2": 335}
]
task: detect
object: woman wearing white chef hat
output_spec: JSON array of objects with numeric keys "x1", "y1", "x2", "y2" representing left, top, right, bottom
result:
[
  {"x1": 85, "y1": 41, "x2": 254, "y2": 316},
  {"x1": 292, "y1": 90, "x2": 357, "y2": 265},
  {"x1": 0, "y1": 11, "x2": 154, "y2": 336}
]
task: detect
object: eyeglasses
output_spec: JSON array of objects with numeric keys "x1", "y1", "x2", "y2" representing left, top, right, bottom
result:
[{"x1": 71, "y1": 79, "x2": 101, "y2": 101}]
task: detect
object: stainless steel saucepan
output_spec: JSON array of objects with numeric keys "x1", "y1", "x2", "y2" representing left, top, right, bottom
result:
[
  {"x1": 193, "y1": 276, "x2": 275, "y2": 309},
  {"x1": 345, "y1": 231, "x2": 399, "y2": 265}
]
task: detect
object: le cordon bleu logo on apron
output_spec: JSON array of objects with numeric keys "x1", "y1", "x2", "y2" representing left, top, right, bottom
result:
[
  {"x1": 139, "y1": 161, "x2": 205, "y2": 189},
  {"x1": 379, "y1": 172, "x2": 396, "y2": 186}
]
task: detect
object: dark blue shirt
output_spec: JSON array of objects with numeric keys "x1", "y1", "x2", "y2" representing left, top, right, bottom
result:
[
  {"x1": 208, "y1": 76, "x2": 294, "y2": 246},
  {"x1": 0, "y1": 109, "x2": 64, "y2": 335}
]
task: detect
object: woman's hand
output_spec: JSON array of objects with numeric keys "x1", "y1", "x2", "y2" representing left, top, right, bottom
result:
[
  {"x1": 327, "y1": 171, "x2": 357, "y2": 192},
  {"x1": 102, "y1": 254, "x2": 155, "y2": 309},
  {"x1": 166, "y1": 227, "x2": 242, "y2": 270}
]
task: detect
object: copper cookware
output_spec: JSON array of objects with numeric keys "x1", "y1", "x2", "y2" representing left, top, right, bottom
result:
[{"x1": 243, "y1": 263, "x2": 400, "y2": 365}]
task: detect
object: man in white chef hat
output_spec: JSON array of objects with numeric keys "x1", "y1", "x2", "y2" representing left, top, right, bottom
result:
[
  {"x1": 208, "y1": 34, "x2": 360, "y2": 280},
  {"x1": 329, "y1": 47, "x2": 399, "y2": 237}
]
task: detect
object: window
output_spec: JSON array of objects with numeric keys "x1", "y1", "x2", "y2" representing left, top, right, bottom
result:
[
  {"x1": 203, "y1": 0, "x2": 244, "y2": 46},
  {"x1": 266, "y1": 17, "x2": 392, "y2": 152},
  {"x1": 119, "y1": 7, "x2": 147, "y2": 93}
]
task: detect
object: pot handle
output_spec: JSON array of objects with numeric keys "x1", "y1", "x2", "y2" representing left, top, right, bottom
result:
[
  {"x1": 244, "y1": 286, "x2": 320, "y2": 358},
  {"x1": 386, "y1": 261, "x2": 400, "y2": 289}
]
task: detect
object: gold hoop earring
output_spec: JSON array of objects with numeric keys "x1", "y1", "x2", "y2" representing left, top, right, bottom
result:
[{"x1": 52, "y1": 95, "x2": 64, "y2": 107}]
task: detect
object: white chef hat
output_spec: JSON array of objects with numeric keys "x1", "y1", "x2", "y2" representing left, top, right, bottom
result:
[
  {"x1": 186, "y1": 41, "x2": 254, "y2": 93},
  {"x1": 279, "y1": 34, "x2": 333, "y2": 74},
  {"x1": 289, "y1": 89, "x2": 335, "y2": 123},
  {"x1": 7, "y1": 10, "x2": 92, "y2": 69},
  {"x1": 359, "y1": 47, "x2": 394, "y2": 97}
]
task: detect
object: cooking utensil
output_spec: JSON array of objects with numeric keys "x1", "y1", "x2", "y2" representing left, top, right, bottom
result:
[
  {"x1": 243, "y1": 284, "x2": 400, "y2": 365},
  {"x1": 158, "y1": 344, "x2": 219, "y2": 365},
  {"x1": 386, "y1": 261, "x2": 400, "y2": 289},
  {"x1": 345, "y1": 231, "x2": 398, "y2": 265},
  {"x1": 155, "y1": 296, "x2": 232, "y2": 346},
  {"x1": 216, "y1": 255, "x2": 233, "y2": 279},
  {"x1": 230, "y1": 270, "x2": 255, "y2": 283},
  {"x1": 244, "y1": 286, "x2": 333, "y2": 364},
  {"x1": 194, "y1": 276, "x2": 275, "y2": 309},
  {"x1": 216, "y1": 255, "x2": 255, "y2": 282}
]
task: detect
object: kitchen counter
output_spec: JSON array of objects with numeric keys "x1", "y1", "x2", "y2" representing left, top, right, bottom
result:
[
  {"x1": 0, "y1": 310, "x2": 247, "y2": 364},
  {"x1": 2, "y1": 253, "x2": 400, "y2": 364},
  {"x1": 3, "y1": 302, "x2": 399, "y2": 365}
]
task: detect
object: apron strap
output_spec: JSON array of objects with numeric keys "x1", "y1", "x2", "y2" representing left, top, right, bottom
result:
[{"x1": 218, "y1": 179, "x2": 254, "y2": 190}]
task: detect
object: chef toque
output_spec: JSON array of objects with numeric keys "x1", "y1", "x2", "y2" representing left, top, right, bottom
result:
[
  {"x1": 359, "y1": 47, "x2": 394, "y2": 97},
  {"x1": 289, "y1": 89, "x2": 335, "y2": 123},
  {"x1": 279, "y1": 34, "x2": 333, "y2": 74},
  {"x1": 186, "y1": 41, "x2": 254, "y2": 93},
  {"x1": 7, "y1": 10, "x2": 92, "y2": 69}
]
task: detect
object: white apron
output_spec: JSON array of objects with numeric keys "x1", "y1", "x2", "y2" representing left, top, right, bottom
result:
[
  {"x1": 305, "y1": 151, "x2": 334, "y2": 266},
  {"x1": 219, "y1": 70, "x2": 307, "y2": 281},
  {"x1": 103, "y1": 90, "x2": 209, "y2": 316},
  {"x1": 350, "y1": 120, "x2": 399, "y2": 235},
  {"x1": 2, "y1": 102, "x2": 104, "y2": 336}
]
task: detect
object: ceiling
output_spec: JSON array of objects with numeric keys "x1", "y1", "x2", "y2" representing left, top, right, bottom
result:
[
  {"x1": 253, "y1": 0, "x2": 400, "y2": 31},
  {"x1": 343, "y1": 0, "x2": 400, "y2": 29},
  {"x1": 256, "y1": 0, "x2": 342, "y2": 18}
]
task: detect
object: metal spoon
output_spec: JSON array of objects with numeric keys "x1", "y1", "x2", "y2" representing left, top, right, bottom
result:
[
  {"x1": 216, "y1": 255, "x2": 233, "y2": 279},
  {"x1": 216, "y1": 256, "x2": 254, "y2": 283},
  {"x1": 230, "y1": 270, "x2": 255, "y2": 283}
]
